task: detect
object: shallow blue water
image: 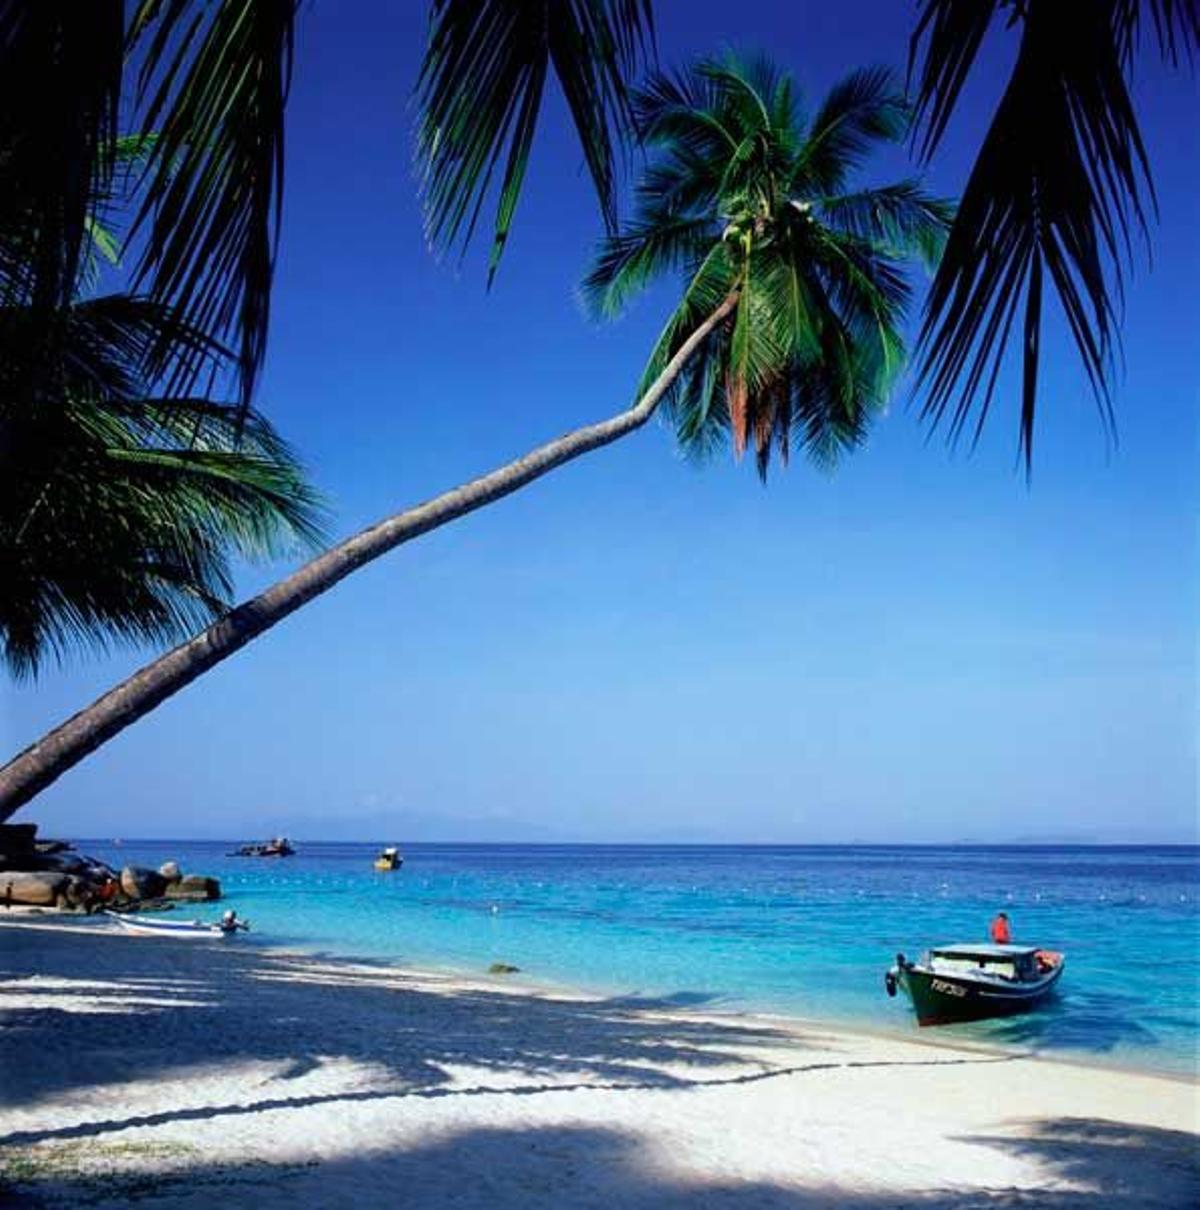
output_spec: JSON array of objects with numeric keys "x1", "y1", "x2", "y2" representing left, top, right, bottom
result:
[{"x1": 80, "y1": 841, "x2": 1198, "y2": 1076}]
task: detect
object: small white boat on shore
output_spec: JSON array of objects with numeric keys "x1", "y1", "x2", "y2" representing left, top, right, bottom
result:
[{"x1": 109, "y1": 910, "x2": 249, "y2": 938}]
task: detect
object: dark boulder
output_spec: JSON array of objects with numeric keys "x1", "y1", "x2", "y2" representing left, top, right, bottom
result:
[
  {"x1": 0, "y1": 823, "x2": 37, "y2": 853},
  {"x1": 0, "y1": 825, "x2": 38, "y2": 872},
  {"x1": 120, "y1": 865, "x2": 168, "y2": 900},
  {"x1": 84, "y1": 858, "x2": 117, "y2": 882},
  {"x1": 0, "y1": 850, "x2": 95, "y2": 875},
  {"x1": 34, "y1": 838, "x2": 74, "y2": 855},
  {"x1": 34, "y1": 852, "x2": 90, "y2": 876},
  {"x1": 165, "y1": 874, "x2": 221, "y2": 901},
  {"x1": 58, "y1": 876, "x2": 95, "y2": 910},
  {"x1": 2, "y1": 872, "x2": 69, "y2": 907}
]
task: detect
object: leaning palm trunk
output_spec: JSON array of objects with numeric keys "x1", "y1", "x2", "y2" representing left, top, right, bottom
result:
[{"x1": 0, "y1": 294, "x2": 737, "y2": 821}]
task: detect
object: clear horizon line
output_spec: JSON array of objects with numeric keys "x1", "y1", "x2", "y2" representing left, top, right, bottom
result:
[{"x1": 71, "y1": 837, "x2": 1200, "y2": 849}]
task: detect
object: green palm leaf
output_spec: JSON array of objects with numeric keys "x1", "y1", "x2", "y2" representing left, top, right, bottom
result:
[
  {"x1": 1, "y1": 376, "x2": 326, "y2": 680},
  {"x1": 417, "y1": 0, "x2": 654, "y2": 284},
  {"x1": 588, "y1": 56, "x2": 951, "y2": 479},
  {"x1": 0, "y1": 284, "x2": 326, "y2": 678},
  {"x1": 126, "y1": 0, "x2": 297, "y2": 409}
]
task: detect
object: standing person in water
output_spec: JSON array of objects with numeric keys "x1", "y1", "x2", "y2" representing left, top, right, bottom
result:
[{"x1": 989, "y1": 911, "x2": 1012, "y2": 944}]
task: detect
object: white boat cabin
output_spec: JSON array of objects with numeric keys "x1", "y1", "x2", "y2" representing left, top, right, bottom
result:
[{"x1": 927, "y1": 944, "x2": 1041, "y2": 982}]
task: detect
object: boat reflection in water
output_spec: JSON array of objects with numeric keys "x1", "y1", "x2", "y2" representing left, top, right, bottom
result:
[{"x1": 886, "y1": 943, "x2": 1064, "y2": 1026}]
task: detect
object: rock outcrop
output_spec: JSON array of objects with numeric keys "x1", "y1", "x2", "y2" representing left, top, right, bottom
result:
[
  {"x1": 1, "y1": 871, "x2": 94, "y2": 910},
  {"x1": 0, "y1": 823, "x2": 221, "y2": 913},
  {"x1": 165, "y1": 874, "x2": 221, "y2": 901},
  {"x1": 120, "y1": 865, "x2": 169, "y2": 901},
  {"x1": 3, "y1": 872, "x2": 70, "y2": 907}
]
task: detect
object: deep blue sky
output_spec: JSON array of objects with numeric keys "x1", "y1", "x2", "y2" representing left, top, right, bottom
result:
[{"x1": 6, "y1": 1, "x2": 1197, "y2": 842}]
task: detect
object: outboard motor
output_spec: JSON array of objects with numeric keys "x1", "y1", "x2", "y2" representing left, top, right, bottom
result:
[{"x1": 884, "y1": 952, "x2": 906, "y2": 997}]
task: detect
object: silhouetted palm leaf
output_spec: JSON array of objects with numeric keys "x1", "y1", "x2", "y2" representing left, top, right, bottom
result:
[
  {"x1": 909, "y1": 0, "x2": 1199, "y2": 468},
  {"x1": 417, "y1": 0, "x2": 654, "y2": 283},
  {"x1": 0, "y1": 147, "x2": 326, "y2": 678},
  {"x1": 0, "y1": 296, "x2": 326, "y2": 678},
  {"x1": 126, "y1": 0, "x2": 297, "y2": 409},
  {"x1": 0, "y1": 1, "x2": 124, "y2": 315}
]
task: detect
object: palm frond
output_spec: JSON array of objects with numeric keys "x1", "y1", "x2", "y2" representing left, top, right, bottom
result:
[
  {"x1": 907, "y1": 1, "x2": 1001, "y2": 161},
  {"x1": 635, "y1": 239, "x2": 741, "y2": 400},
  {"x1": 417, "y1": 0, "x2": 654, "y2": 284},
  {"x1": 913, "y1": 2, "x2": 1158, "y2": 470},
  {"x1": 0, "y1": 292, "x2": 225, "y2": 416},
  {"x1": 0, "y1": 357, "x2": 327, "y2": 680},
  {"x1": 1112, "y1": 0, "x2": 1199, "y2": 65},
  {"x1": 792, "y1": 67, "x2": 909, "y2": 196},
  {"x1": 698, "y1": 54, "x2": 778, "y2": 136},
  {"x1": 818, "y1": 182, "x2": 954, "y2": 270},
  {"x1": 587, "y1": 54, "x2": 943, "y2": 480},
  {"x1": 634, "y1": 66, "x2": 726, "y2": 142},
  {"x1": 910, "y1": 0, "x2": 1198, "y2": 466},
  {"x1": 0, "y1": 1, "x2": 125, "y2": 313},
  {"x1": 581, "y1": 215, "x2": 716, "y2": 320},
  {"x1": 126, "y1": 0, "x2": 297, "y2": 410}
]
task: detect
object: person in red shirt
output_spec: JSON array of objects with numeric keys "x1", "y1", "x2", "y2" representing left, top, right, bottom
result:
[{"x1": 989, "y1": 911, "x2": 1012, "y2": 944}]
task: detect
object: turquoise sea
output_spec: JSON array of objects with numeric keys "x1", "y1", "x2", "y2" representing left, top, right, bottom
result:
[{"x1": 79, "y1": 841, "x2": 1198, "y2": 1076}]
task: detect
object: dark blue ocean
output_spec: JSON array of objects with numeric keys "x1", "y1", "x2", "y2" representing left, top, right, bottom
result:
[{"x1": 80, "y1": 841, "x2": 1199, "y2": 1076}]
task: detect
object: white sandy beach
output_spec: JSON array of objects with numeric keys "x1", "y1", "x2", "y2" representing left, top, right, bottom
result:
[{"x1": 1, "y1": 915, "x2": 1196, "y2": 1208}]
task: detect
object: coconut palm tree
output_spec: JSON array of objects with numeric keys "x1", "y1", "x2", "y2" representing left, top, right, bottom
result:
[
  {"x1": 7, "y1": 1, "x2": 1188, "y2": 823},
  {"x1": 0, "y1": 56, "x2": 948, "y2": 820},
  {"x1": 583, "y1": 58, "x2": 951, "y2": 478}
]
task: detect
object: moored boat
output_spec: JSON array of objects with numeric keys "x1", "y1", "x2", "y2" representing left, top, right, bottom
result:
[
  {"x1": 886, "y1": 943, "x2": 1064, "y2": 1026},
  {"x1": 229, "y1": 836, "x2": 294, "y2": 858},
  {"x1": 373, "y1": 846, "x2": 403, "y2": 871},
  {"x1": 109, "y1": 909, "x2": 250, "y2": 938}
]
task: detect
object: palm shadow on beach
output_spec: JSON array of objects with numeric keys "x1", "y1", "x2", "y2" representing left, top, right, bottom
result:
[
  {"x1": 4, "y1": 924, "x2": 1197, "y2": 1209},
  {"x1": 0, "y1": 923, "x2": 850, "y2": 1126},
  {"x1": 3, "y1": 1116, "x2": 1197, "y2": 1209}
]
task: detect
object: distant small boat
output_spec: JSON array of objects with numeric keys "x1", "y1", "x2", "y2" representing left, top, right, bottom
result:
[
  {"x1": 109, "y1": 911, "x2": 249, "y2": 938},
  {"x1": 229, "y1": 836, "x2": 294, "y2": 858},
  {"x1": 374, "y1": 846, "x2": 403, "y2": 871},
  {"x1": 886, "y1": 943, "x2": 1064, "y2": 1026}
]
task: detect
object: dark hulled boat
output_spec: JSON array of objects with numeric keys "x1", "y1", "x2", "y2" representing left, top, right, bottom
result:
[
  {"x1": 228, "y1": 836, "x2": 295, "y2": 858},
  {"x1": 886, "y1": 943, "x2": 1064, "y2": 1026}
]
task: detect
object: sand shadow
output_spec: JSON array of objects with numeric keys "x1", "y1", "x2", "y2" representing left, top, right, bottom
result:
[
  {"x1": 0, "y1": 924, "x2": 803, "y2": 1118},
  {"x1": 4, "y1": 1117, "x2": 1197, "y2": 1208}
]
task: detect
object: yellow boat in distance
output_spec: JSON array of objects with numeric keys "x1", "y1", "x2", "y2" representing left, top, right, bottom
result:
[{"x1": 374, "y1": 846, "x2": 403, "y2": 872}]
